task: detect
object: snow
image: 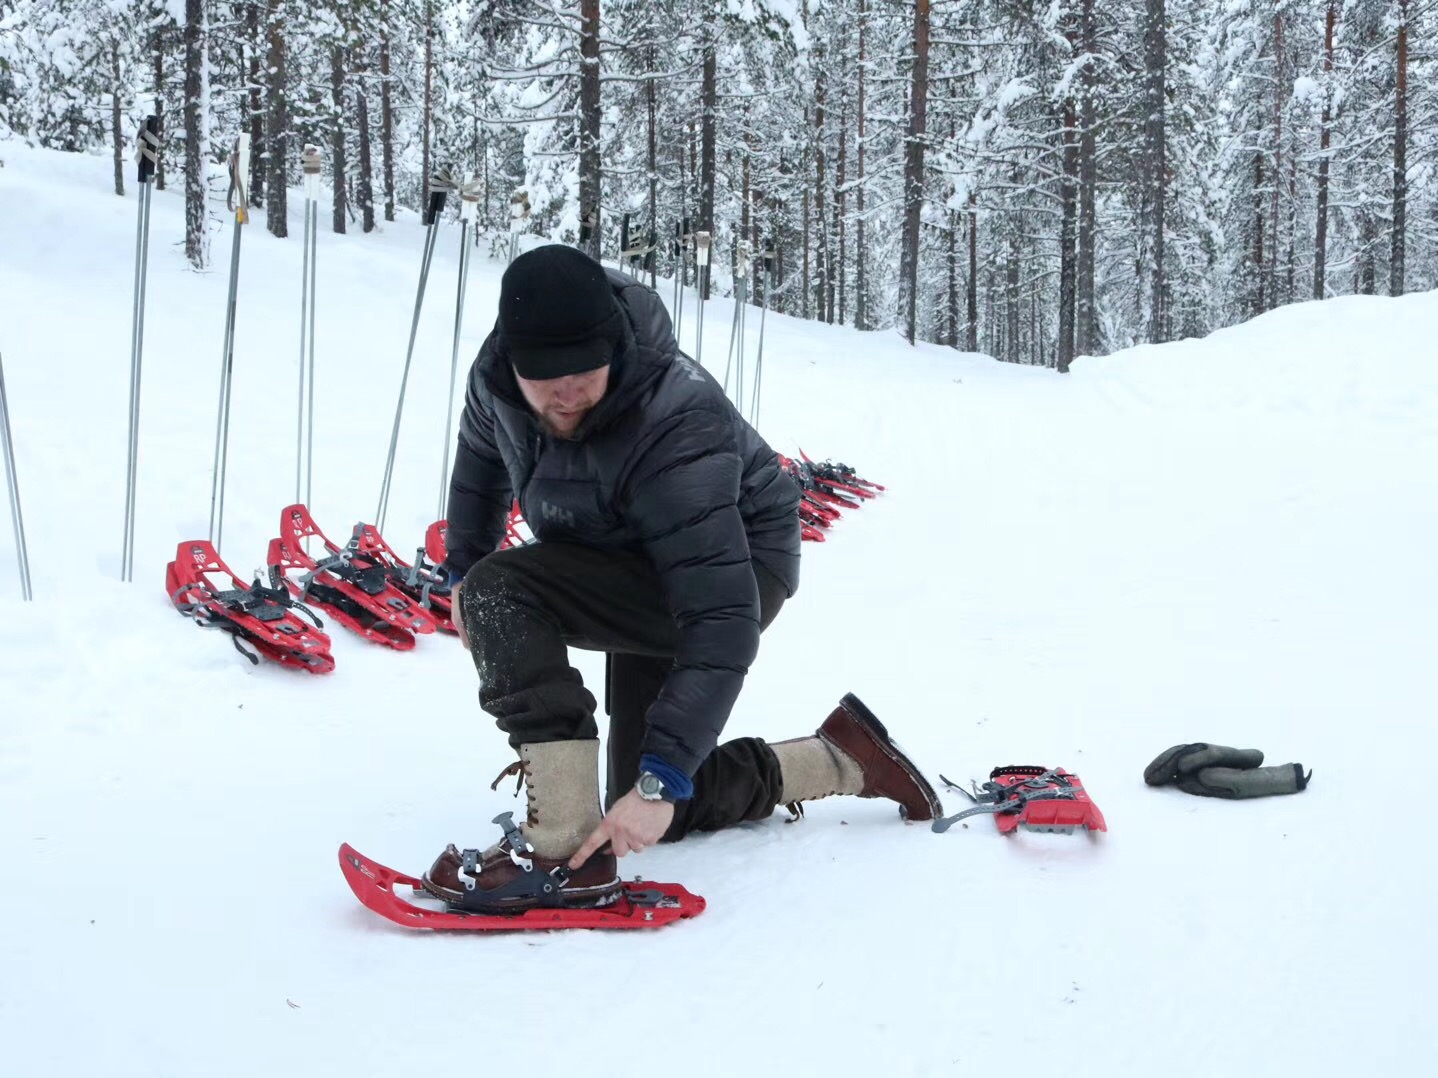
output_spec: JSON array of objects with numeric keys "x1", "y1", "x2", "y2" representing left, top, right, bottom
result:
[{"x1": 2, "y1": 140, "x2": 1435, "y2": 1075}]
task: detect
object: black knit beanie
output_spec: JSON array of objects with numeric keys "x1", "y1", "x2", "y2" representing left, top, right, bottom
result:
[{"x1": 498, "y1": 245, "x2": 622, "y2": 380}]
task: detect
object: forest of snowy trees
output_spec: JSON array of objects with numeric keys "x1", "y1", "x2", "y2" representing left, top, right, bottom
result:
[{"x1": 1, "y1": 0, "x2": 1433, "y2": 368}]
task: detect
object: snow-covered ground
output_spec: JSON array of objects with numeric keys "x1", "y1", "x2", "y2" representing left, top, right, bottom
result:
[{"x1": 2, "y1": 141, "x2": 1434, "y2": 1076}]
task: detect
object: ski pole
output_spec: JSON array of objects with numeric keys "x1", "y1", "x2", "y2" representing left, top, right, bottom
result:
[
  {"x1": 208, "y1": 133, "x2": 251, "y2": 553},
  {"x1": 674, "y1": 217, "x2": 689, "y2": 345},
  {"x1": 694, "y1": 230, "x2": 711, "y2": 366},
  {"x1": 122, "y1": 115, "x2": 160, "y2": 583},
  {"x1": 296, "y1": 145, "x2": 321, "y2": 508},
  {"x1": 438, "y1": 173, "x2": 480, "y2": 522},
  {"x1": 750, "y1": 238, "x2": 775, "y2": 428},
  {"x1": 377, "y1": 171, "x2": 451, "y2": 534},
  {"x1": 723, "y1": 240, "x2": 750, "y2": 403},
  {"x1": 0, "y1": 352, "x2": 32, "y2": 601}
]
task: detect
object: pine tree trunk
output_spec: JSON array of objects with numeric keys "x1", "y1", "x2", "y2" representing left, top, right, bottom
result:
[
  {"x1": 1075, "y1": 0, "x2": 1097, "y2": 356},
  {"x1": 946, "y1": 210, "x2": 958, "y2": 347},
  {"x1": 422, "y1": 1, "x2": 434, "y2": 206},
  {"x1": 966, "y1": 192, "x2": 978, "y2": 352},
  {"x1": 898, "y1": 0, "x2": 931, "y2": 345},
  {"x1": 1251, "y1": 153, "x2": 1264, "y2": 314},
  {"x1": 1268, "y1": 12, "x2": 1284, "y2": 307},
  {"x1": 152, "y1": 29, "x2": 166, "y2": 190},
  {"x1": 1144, "y1": 0, "x2": 1167, "y2": 341},
  {"x1": 647, "y1": 43, "x2": 658, "y2": 282},
  {"x1": 183, "y1": 0, "x2": 209, "y2": 268},
  {"x1": 356, "y1": 60, "x2": 376, "y2": 233},
  {"x1": 245, "y1": 3, "x2": 264, "y2": 208},
  {"x1": 1057, "y1": 97, "x2": 1078, "y2": 372},
  {"x1": 380, "y1": 0, "x2": 395, "y2": 222},
  {"x1": 331, "y1": 46, "x2": 348, "y2": 234},
  {"x1": 1005, "y1": 232, "x2": 1020, "y2": 364},
  {"x1": 1391, "y1": 0, "x2": 1408, "y2": 296},
  {"x1": 1313, "y1": 1, "x2": 1336, "y2": 300},
  {"x1": 698, "y1": 15, "x2": 716, "y2": 296},
  {"x1": 801, "y1": 184, "x2": 810, "y2": 320},
  {"x1": 111, "y1": 43, "x2": 124, "y2": 196},
  {"x1": 264, "y1": 1, "x2": 288, "y2": 239},
  {"x1": 578, "y1": 0, "x2": 602, "y2": 257},
  {"x1": 854, "y1": 0, "x2": 868, "y2": 331},
  {"x1": 813, "y1": 46, "x2": 827, "y2": 322},
  {"x1": 837, "y1": 91, "x2": 847, "y2": 326}
]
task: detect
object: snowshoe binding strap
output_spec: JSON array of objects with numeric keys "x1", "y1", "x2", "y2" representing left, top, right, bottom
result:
[{"x1": 449, "y1": 812, "x2": 571, "y2": 913}]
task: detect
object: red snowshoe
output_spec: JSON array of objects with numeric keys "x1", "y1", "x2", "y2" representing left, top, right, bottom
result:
[
  {"x1": 933, "y1": 766, "x2": 1107, "y2": 835},
  {"x1": 339, "y1": 843, "x2": 705, "y2": 932},
  {"x1": 267, "y1": 504, "x2": 439, "y2": 649},
  {"x1": 349, "y1": 522, "x2": 456, "y2": 634},
  {"x1": 167, "y1": 539, "x2": 334, "y2": 673}
]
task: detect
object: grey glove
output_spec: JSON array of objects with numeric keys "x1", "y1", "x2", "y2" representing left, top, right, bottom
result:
[{"x1": 1145, "y1": 742, "x2": 1311, "y2": 800}]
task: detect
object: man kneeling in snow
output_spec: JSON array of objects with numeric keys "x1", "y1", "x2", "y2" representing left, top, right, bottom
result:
[{"x1": 425, "y1": 245, "x2": 939, "y2": 913}]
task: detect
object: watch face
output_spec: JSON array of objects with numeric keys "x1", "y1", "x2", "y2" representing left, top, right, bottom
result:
[{"x1": 638, "y1": 773, "x2": 663, "y2": 799}]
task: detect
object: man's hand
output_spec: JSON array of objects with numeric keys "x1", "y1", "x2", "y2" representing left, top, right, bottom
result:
[
  {"x1": 451, "y1": 581, "x2": 470, "y2": 650},
  {"x1": 569, "y1": 788, "x2": 675, "y2": 868}
]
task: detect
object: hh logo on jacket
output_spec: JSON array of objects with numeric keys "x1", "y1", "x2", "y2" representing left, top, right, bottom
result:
[{"x1": 541, "y1": 501, "x2": 577, "y2": 528}]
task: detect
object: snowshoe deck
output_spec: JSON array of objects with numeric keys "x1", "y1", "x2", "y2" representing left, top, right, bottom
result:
[
  {"x1": 934, "y1": 766, "x2": 1107, "y2": 835},
  {"x1": 167, "y1": 540, "x2": 334, "y2": 672},
  {"x1": 339, "y1": 844, "x2": 705, "y2": 931}
]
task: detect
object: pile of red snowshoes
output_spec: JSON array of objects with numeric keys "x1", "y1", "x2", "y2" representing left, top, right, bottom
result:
[
  {"x1": 167, "y1": 504, "x2": 458, "y2": 672},
  {"x1": 778, "y1": 452, "x2": 884, "y2": 543}
]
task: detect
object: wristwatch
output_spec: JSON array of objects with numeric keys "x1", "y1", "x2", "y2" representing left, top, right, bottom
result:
[{"x1": 636, "y1": 771, "x2": 677, "y2": 803}]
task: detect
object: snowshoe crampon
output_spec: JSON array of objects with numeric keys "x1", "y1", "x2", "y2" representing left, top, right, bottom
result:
[
  {"x1": 267, "y1": 504, "x2": 439, "y2": 648},
  {"x1": 338, "y1": 844, "x2": 705, "y2": 931},
  {"x1": 933, "y1": 766, "x2": 1107, "y2": 835},
  {"x1": 167, "y1": 540, "x2": 334, "y2": 673}
]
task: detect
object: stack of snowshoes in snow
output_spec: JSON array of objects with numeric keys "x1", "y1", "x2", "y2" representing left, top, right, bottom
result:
[
  {"x1": 167, "y1": 505, "x2": 458, "y2": 672},
  {"x1": 778, "y1": 452, "x2": 884, "y2": 542}
]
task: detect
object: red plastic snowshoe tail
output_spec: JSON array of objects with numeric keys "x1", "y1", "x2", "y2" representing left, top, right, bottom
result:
[
  {"x1": 801, "y1": 524, "x2": 827, "y2": 543},
  {"x1": 167, "y1": 540, "x2": 335, "y2": 673},
  {"x1": 267, "y1": 537, "x2": 417, "y2": 651},
  {"x1": 338, "y1": 844, "x2": 706, "y2": 932},
  {"x1": 274, "y1": 504, "x2": 439, "y2": 637},
  {"x1": 989, "y1": 768, "x2": 1107, "y2": 835},
  {"x1": 425, "y1": 520, "x2": 448, "y2": 566}
]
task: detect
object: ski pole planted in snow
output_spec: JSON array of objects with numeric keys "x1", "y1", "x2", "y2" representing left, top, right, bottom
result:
[
  {"x1": 438, "y1": 173, "x2": 481, "y2": 521},
  {"x1": 296, "y1": 145, "x2": 321, "y2": 508},
  {"x1": 723, "y1": 240, "x2": 750, "y2": 409},
  {"x1": 750, "y1": 237, "x2": 775, "y2": 428},
  {"x1": 673, "y1": 217, "x2": 689, "y2": 345},
  {"x1": 693, "y1": 230, "x2": 711, "y2": 365},
  {"x1": 0, "y1": 352, "x2": 33, "y2": 601},
  {"x1": 377, "y1": 170, "x2": 451, "y2": 534},
  {"x1": 208, "y1": 133, "x2": 251, "y2": 553},
  {"x1": 121, "y1": 114, "x2": 160, "y2": 583}
]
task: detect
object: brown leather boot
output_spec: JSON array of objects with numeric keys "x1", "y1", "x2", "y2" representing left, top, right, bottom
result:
[
  {"x1": 771, "y1": 693, "x2": 941, "y2": 822},
  {"x1": 421, "y1": 740, "x2": 622, "y2": 913}
]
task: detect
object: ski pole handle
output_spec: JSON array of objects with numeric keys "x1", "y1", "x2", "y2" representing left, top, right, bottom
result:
[
  {"x1": 302, "y1": 145, "x2": 322, "y2": 201},
  {"x1": 136, "y1": 115, "x2": 161, "y2": 184},
  {"x1": 425, "y1": 171, "x2": 451, "y2": 226}
]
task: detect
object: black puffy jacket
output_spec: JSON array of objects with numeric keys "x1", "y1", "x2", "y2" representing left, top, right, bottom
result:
[{"x1": 445, "y1": 267, "x2": 801, "y2": 775}]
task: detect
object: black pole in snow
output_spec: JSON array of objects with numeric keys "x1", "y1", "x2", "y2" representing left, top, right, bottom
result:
[{"x1": 122, "y1": 114, "x2": 160, "y2": 582}]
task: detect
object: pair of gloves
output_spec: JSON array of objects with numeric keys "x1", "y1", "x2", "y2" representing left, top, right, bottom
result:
[{"x1": 1145, "y1": 743, "x2": 1311, "y2": 799}]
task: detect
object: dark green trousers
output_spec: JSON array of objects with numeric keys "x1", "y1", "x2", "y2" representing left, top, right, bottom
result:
[{"x1": 459, "y1": 542, "x2": 787, "y2": 841}]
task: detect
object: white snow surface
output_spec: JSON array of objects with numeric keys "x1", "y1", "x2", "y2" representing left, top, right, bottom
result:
[{"x1": 1, "y1": 141, "x2": 1435, "y2": 1075}]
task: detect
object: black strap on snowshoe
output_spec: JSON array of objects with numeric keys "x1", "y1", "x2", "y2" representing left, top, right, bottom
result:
[{"x1": 449, "y1": 812, "x2": 571, "y2": 913}]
